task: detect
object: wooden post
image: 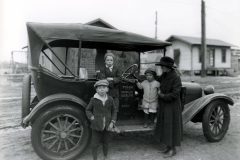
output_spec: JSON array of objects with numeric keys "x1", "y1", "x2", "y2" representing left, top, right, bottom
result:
[
  {"x1": 155, "y1": 11, "x2": 158, "y2": 39},
  {"x1": 201, "y1": 0, "x2": 206, "y2": 77},
  {"x1": 191, "y1": 46, "x2": 194, "y2": 76},
  {"x1": 77, "y1": 41, "x2": 82, "y2": 77}
]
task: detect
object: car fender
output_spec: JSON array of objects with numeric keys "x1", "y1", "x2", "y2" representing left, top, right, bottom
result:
[
  {"x1": 22, "y1": 93, "x2": 87, "y2": 128},
  {"x1": 182, "y1": 93, "x2": 234, "y2": 124}
]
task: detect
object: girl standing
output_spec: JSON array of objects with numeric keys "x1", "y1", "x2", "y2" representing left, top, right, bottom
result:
[{"x1": 136, "y1": 68, "x2": 160, "y2": 128}]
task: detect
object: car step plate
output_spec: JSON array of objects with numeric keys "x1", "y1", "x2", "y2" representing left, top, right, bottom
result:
[{"x1": 117, "y1": 125, "x2": 154, "y2": 133}]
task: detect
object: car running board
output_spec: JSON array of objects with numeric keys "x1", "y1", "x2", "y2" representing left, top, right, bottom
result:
[{"x1": 117, "y1": 124, "x2": 154, "y2": 133}]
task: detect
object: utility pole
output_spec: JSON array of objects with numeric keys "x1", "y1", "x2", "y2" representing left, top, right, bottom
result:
[
  {"x1": 9, "y1": 52, "x2": 14, "y2": 74},
  {"x1": 155, "y1": 11, "x2": 157, "y2": 39},
  {"x1": 201, "y1": 0, "x2": 206, "y2": 77}
]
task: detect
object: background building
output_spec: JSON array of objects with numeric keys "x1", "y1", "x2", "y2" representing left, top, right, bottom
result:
[{"x1": 165, "y1": 35, "x2": 237, "y2": 76}]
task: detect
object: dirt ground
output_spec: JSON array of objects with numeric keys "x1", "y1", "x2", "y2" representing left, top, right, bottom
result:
[{"x1": 0, "y1": 75, "x2": 240, "y2": 160}]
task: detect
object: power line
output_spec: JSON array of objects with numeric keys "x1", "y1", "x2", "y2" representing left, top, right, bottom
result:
[
  {"x1": 208, "y1": 16, "x2": 240, "y2": 38},
  {"x1": 206, "y1": 6, "x2": 240, "y2": 20},
  {"x1": 158, "y1": 0, "x2": 240, "y2": 20},
  {"x1": 157, "y1": 0, "x2": 200, "y2": 7}
]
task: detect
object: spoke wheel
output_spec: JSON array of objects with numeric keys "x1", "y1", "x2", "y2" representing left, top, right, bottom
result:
[
  {"x1": 202, "y1": 100, "x2": 230, "y2": 142},
  {"x1": 31, "y1": 104, "x2": 91, "y2": 160}
]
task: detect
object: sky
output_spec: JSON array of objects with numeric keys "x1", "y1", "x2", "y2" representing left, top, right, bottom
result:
[{"x1": 0, "y1": 0, "x2": 240, "y2": 62}]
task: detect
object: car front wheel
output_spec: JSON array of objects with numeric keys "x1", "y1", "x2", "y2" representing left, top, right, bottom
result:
[
  {"x1": 202, "y1": 100, "x2": 230, "y2": 142},
  {"x1": 31, "y1": 104, "x2": 91, "y2": 160}
]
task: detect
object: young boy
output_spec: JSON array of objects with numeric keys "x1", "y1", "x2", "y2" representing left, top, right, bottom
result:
[
  {"x1": 98, "y1": 52, "x2": 121, "y2": 112},
  {"x1": 136, "y1": 68, "x2": 160, "y2": 128},
  {"x1": 86, "y1": 79, "x2": 117, "y2": 160}
]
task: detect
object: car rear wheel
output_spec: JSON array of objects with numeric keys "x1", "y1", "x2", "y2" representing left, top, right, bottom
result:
[
  {"x1": 202, "y1": 100, "x2": 230, "y2": 142},
  {"x1": 31, "y1": 104, "x2": 91, "y2": 160},
  {"x1": 22, "y1": 75, "x2": 31, "y2": 119}
]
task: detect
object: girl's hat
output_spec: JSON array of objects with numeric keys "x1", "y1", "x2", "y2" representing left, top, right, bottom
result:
[
  {"x1": 104, "y1": 52, "x2": 115, "y2": 60},
  {"x1": 155, "y1": 56, "x2": 174, "y2": 67},
  {"x1": 94, "y1": 79, "x2": 109, "y2": 88},
  {"x1": 144, "y1": 68, "x2": 157, "y2": 77}
]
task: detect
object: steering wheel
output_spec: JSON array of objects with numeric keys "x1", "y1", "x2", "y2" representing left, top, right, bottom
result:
[{"x1": 122, "y1": 64, "x2": 138, "y2": 80}]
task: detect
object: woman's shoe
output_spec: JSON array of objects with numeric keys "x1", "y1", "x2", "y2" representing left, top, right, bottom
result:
[
  {"x1": 159, "y1": 146, "x2": 170, "y2": 153},
  {"x1": 163, "y1": 147, "x2": 176, "y2": 158},
  {"x1": 104, "y1": 156, "x2": 108, "y2": 160}
]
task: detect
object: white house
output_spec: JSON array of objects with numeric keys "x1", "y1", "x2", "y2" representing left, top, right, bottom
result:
[
  {"x1": 231, "y1": 47, "x2": 240, "y2": 72},
  {"x1": 165, "y1": 35, "x2": 236, "y2": 75}
]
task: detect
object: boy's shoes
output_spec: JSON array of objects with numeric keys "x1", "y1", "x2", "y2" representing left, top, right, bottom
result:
[{"x1": 143, "y1": 123, "x2": 148, "y2": 128}]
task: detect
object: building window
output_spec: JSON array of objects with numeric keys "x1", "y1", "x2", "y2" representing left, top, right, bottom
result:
[
  {"x1": 208, "y1": 49, "x2": 214, "y2": 67},
  {"x1": 222, "y1": 49, "x2": 226, "y2": 63},
  {"x1": 173, "y1": 49, "x2": 180, "y2": 67},
  {"x1": 198, "y1": 47, "x2": 201, "y2": 63}
]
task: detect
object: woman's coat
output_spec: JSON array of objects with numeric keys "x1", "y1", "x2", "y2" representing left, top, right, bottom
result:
[{"x1": 154, "y1": 69, "x2": 183, "y2": 147}]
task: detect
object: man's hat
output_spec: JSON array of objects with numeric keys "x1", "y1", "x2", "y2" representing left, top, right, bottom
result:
[
  {"x1": 155, "y1": 56, "x2": 174, "y2": 67},
  {"x1": 94, "y1": 79, "x2": 109, "y2": 88},
  {"x1": 144, "y1": 68, "x2": 157, "y2": 77}
]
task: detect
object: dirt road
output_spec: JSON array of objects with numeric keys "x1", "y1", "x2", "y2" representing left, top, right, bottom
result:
[{"x1": 0, "y1": 76, "x2": 240, "y2": 160}]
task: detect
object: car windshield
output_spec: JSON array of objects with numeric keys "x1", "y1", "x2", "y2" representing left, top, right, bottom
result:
[{"x1": 40, "y1": 46, "x2": 140, "y2": 78}]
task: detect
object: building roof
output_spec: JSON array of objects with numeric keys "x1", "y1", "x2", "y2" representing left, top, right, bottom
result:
[
  {"x1": 85, "y1": 18, "x2": 117, "y2": 29},
  {"x1": 166, "y1": 35, "x2": 237, "y2": 47}
]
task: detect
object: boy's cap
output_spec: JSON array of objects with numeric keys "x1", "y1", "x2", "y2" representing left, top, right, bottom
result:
[
  {"x1": 104, "y1": 52, "x2": 114, "y2": 60},
  {"x1": 94, "y1": 79, "x2": 109, "y2": 88},
  {"x1": 144, "y1": 68, "x2": 157, "y2": 76}
]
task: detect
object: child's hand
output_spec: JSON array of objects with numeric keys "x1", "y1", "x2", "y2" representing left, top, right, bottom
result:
[
  {"x1": 90, "y1": 116, "x2": 94, "y2": 121},
  {"x1": 108, "y1": 122, "x2": 114, "y2": 131}
]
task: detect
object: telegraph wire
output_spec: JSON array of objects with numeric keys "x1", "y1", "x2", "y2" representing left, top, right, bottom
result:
[
  {"x1": 157, "y1": 0, "x2": 240, "y2": 20},
  {"x1": 206, "y1": 6, "x2": 240, "y2": 20},
  {"x1": 157, "y1": 0, "x2": 200, "y2": 7},
  {"x1": 207, "y1": 15, "x2": 240, "y2": 38}
]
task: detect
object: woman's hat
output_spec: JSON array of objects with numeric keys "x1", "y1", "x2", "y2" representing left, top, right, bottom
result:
[
  {"x1": 144, "y1": 68, "x2": 157, "y2": 77},
  {"x1": 94, "y1": 79, "x2": 109, "y2": 88},
  {"x1": 155, "y1": 56, "x2": 174, "y2": 67},
  {"x1": 104, "y1": 52, "x2": 115, "y2": 60}
]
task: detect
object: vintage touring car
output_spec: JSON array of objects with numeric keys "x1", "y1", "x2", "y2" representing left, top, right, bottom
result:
[{"x1": 21, "y1": 22, "x2": 234, "y2": 160}]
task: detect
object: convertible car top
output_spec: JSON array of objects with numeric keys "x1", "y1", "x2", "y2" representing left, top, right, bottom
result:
[{"x1": 27, "y1": 22, "x2": 171, "y2": 52}]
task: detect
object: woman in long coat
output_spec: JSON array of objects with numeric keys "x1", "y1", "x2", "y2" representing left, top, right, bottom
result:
[{"x1": 154, "y1": 56, "x2": 183, "y2": 158}]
